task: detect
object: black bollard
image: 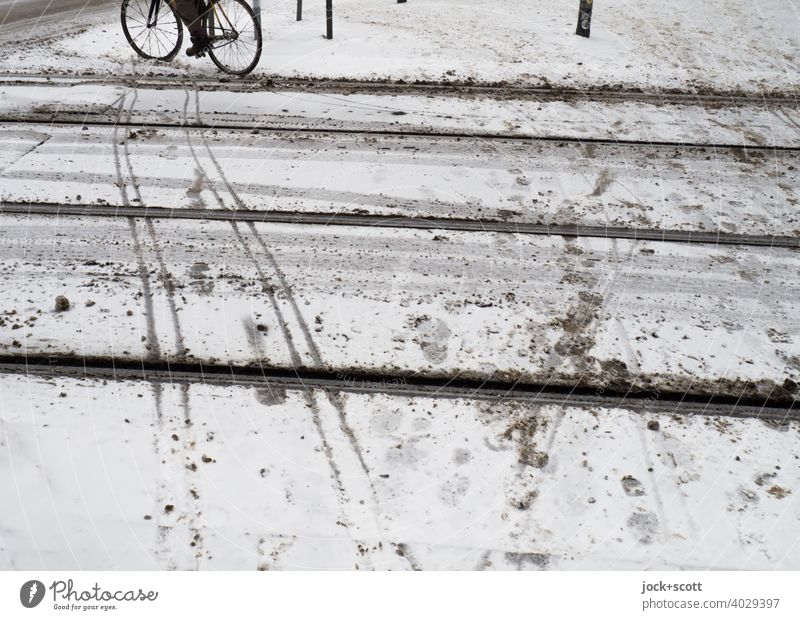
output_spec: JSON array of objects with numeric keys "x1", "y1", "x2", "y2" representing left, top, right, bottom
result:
[
  {"x1": 297, "y1": 0, "x2": 302, "y2": 21},
  {"x1": 576, "y1": 0, "x2": 593, "y2": 38},
  {"x1": 326, "y1": 0, "x2": 333, "y2": 39}
]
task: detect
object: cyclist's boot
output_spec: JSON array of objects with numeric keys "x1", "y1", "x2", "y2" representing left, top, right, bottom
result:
[{"x1": 186, "y1": 28, "x2": 210, "y2": 58}]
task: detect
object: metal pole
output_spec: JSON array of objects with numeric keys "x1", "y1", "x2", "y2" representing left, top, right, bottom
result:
[
  {"x1": 576, "y1": 0, "x2": 593, "y2": 38},
  {"x1": 297, "y1": 0, "x2": 302, "y2": 21},
  {"x1": 326, "y1": 0, "x2": 332, "y2": 39},
  {"x1": 147, "y1": 0, "x2": 160, "y2": 27},
  {"x1": 252, "y1": 0, "x2": 261, "y2": 30}
]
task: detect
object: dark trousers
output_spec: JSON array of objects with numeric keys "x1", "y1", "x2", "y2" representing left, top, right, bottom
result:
[{"x1": 170, "y1": 0, "x2": 205, "y2": 35}]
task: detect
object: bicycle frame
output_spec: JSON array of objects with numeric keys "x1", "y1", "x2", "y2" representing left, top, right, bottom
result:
[
  {"x1": 146, "y1": 0, "x2": 163, "y2": 28},
  {"x1": 143, "y1": 0, "x2": 230, "y2": 37},
  {"x1": 142, "y1": 0, "x2": 256, "y2": 47},
  {"x1": 205, "y1": 1, "x2": 241, "y2": 46}
]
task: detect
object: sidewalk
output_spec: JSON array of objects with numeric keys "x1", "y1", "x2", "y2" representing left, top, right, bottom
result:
[{"x1": 1, "y1": 0, "x2": 798, "y2": 94}]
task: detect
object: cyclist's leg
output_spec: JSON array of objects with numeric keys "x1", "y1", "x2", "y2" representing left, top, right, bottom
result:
[
  {"x1": 169, "y1": 0, "x2": 205, "y2": 38},
  {"x1": 169, "y1": 0, "x2": 209, "y2": 55}
]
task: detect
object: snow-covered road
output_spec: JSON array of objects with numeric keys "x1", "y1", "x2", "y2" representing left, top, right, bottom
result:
[
  {"x1": 0, "y1": 0, "x2": 112, "y2": 25},
  {"x1": 1, "y1": 213, "x2": 798, "y2": 402},
  {"x1": 2, "y1": 372, "x2": 798, "y2": 570},
  {"x1": 1, "y1": 0, "x2": 798, "y2": 572},
  {"x1": 3, "y1": 80, "x2": 799, "y2": 148},
  {"x1": 1, "y1": 80, "x2": 798, "y2": 238},
  {"x1": 1, "y1": 120, "x2": 798, "y2": 235}
]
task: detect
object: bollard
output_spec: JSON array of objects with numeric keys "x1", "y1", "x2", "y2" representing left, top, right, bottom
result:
[
  {"x1": 297, "y1": 0, "x2": 302, "y2": 21},
  {"x1": 326, "y1": 0, "x2": 333, "y2": 39},
  {"x1": 576, "y1": 0, "x2": 593, "y2": 38},
  {"x1": 252, "y1": 0, "x2": 261, "y2": 30}
]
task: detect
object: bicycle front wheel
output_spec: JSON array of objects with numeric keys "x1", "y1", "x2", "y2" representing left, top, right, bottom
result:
[
  {"x1": 206, "y1": 0, "x2": 263, "y2": 76},
  {"x1": 121, "y1": 0, "x2": 183, "y2": 62}
]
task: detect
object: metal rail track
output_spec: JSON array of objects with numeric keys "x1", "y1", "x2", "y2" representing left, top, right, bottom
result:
[
  {"x1": 2, "y1": 114, "x2": 799, "y2": 154},
  {"x1": 2, "y1": 202, "x2": 798, "y2": 249},
  {"x1": 0, "y1": 356, "x2": 795, "y2": 421},
  {"x1": 1, "y1": 72, "x2": 798, "y2": 108}
]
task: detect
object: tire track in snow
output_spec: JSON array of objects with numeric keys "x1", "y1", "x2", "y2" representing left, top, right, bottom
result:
[
  {"x1": 120, "y1": 87, "x2": 188, "y2": 361},
  {"x1": 111, "y1": 97, "x2": 131, "y2": 207},
  {"x1": 127, "y1": 222, "x2": 161, "y2": 360},
  {"x1": 0, "y1": 131, "x2": 50, "y2": 175},
  {"x1": 191, "y1": 84, "x2": 248, "y2": 210},
  {"x1": 231, "y1": 223, "x2": 306, "y2": 370},
  {"x1": 113, "y1": 88, "x2": 180, "y2": 567},
  {"x1": 188, "y1": 76, "x2": 413, "y2": 565},
  {"x1": 123, "y1": 89, "x2": 203, "y2": 567},
  {"x1": 181, "y1": 84, "x2": 225, "y2": 209},
  {"x1": 776, "y1": 109, "x2": 800, "y2": 138},
  {"x1": 235, "y1": 254, "x2": 372, "y2": 567},
  {"x1": 233, "y1": 229, "x2": 353, "y2": 533},
  {"x1": 121, "y1": 89, "x2": 142, "y2": 205},
  {"x1": 194, "y1": 92, "x2": 379, "y2": 564},
  {"x1": 111, "y1": 92, "x2": 159, "y2": 360},
  {"x1": 144, "y1": 219, "x2": 187, "y2": 360},
  {"x1": 243, "y1": 223, "x2": 376, "y2": 491},
  {"x1": 242, "y1": 223, "x2": 416, "y2": 568}
]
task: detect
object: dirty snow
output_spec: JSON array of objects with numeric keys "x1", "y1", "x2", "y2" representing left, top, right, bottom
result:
[
  {"x1": 1, "y1": 1, "x2": 798, "y2": 93},
  {"x1": 1, "y1": 373, "x2": 798, "y2": 569},
  {"x1": 1, "y1": 0, "x2": 798, "y2": 574},
  {"x1": 0, "y1": 215, "x2": 798, "y2": 401},
  {"x1": 0, "y1": 114, "x2": 798, "y2": 235}
]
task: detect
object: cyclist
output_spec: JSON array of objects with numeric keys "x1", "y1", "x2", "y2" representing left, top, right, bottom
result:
[{"x1": 169, "y1": 0, "x2": 210, "y2": 57}]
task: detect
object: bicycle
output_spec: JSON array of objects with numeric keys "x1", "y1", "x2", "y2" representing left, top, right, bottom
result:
[{"x1": 121, "y1": 0, "x2": 262, "y2": 76}]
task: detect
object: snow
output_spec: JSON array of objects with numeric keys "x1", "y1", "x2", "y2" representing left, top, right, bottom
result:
[
  {"x1": 1, "y1": 1, "x2": 798, "y2": 93},
  {"x1": 1, "y1": 0, "x2": 798, "y2": 573},
  {"x1": 4, "y1": 80, "x2": 800, "y2": 148},
  {"x1": 0, "y1": 214, "x2": 797, "y2": 401},
  {"x1": 2, "y1": 372, "x2": 798, "y2": 569},
  {"x1": 0, "y1": 116, "x2": 797, "y2": 236}
]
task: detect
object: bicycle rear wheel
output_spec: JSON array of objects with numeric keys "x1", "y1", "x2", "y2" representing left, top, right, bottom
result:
[
  {"x1": 121, "y1": 0, "x2": 183, "y2": 61},
  {"x1": 206, "y1": 0, "x2": 263, "y2": 76}
]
